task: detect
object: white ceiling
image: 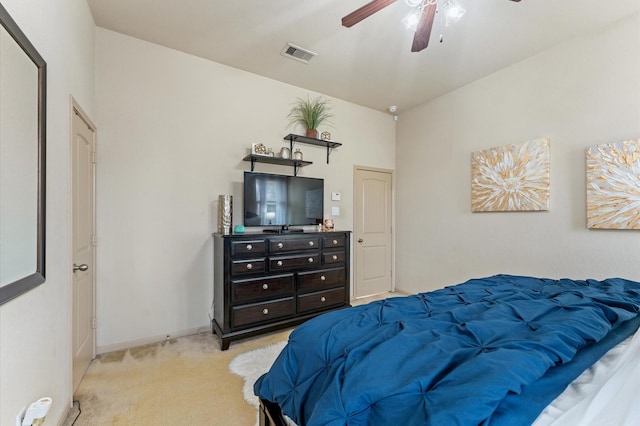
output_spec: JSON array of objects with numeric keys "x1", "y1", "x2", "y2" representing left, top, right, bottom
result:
[{"x1": 87, "y1": 0, "x2": 640, "y2": 113}]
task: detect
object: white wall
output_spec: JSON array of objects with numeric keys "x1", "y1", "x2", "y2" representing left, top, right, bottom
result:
[
  {"x1": 395, "y1": 14, "x2": 640, "y2": 294},
  {"x1": 94, "y1": 28, "x2": 395, "y2": 351},
  {"x1": 0, "y1": 1, "x2": 95, "y2": 425}
]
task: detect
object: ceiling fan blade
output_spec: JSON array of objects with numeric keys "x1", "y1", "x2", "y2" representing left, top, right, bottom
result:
[
  {"x1": 342, "y1": 0, "x2": 398, "y2": 28},
  {"x1": 411, "y1": 2, "x2": 437, "y2": 52}
]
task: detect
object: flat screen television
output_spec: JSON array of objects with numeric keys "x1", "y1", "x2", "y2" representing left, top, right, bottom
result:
[{"x1": 243, "y1": 172, "x2": 324, "y2": 228}]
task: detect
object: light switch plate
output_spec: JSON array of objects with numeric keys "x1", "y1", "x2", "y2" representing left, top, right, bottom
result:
[
  {"x1": 331, "y1": 192, "x2": 341, "y2": 201},
  {"x1": 331, "y1": 206, "x2": 340, "y2": 216}
]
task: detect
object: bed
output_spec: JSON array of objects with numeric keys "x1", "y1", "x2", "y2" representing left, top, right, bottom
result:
[{"x1": 254, "y1": 274, "x2": 640, "y2": 425}]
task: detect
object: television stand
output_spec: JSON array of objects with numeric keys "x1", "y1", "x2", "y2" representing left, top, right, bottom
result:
[{"x1": 212, "y1": 231, "x2": 351, "y2": 349}]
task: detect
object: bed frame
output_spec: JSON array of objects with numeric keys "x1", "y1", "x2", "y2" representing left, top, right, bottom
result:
[{"x1": 259, "y1": 399, "x2": 287, "y2": 426}]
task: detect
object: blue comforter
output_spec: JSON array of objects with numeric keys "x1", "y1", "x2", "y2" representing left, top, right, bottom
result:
[{"x1": 254, "y1": 275, "x2": 640, "y2": 425}]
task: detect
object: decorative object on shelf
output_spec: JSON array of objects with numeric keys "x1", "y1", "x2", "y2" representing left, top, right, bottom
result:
[
  {"x1": 287, "y1": 95, "x2": 333, "y2": 139},
  {"x1": 252, "y1": 143, "x2": 268, "y2": 156},
  {"x1": 283, "y1": 134, "x2": 342, "y2": 165},
  {"x1": 218, "y1": 195, "x2": 233, "y2": 235},
  {"x1": 279, "y1": 146, "x2": 291, "y2": 159},
  {"x1": 243, "y1": 134, "x2": 342, "y2": 176},
  {"x1": 234, "y1": 224, "x2": 245, "y2": 234},
  {"x1": 324, "y1": 219, "x2": 334, "y2": 231},
  {"x1": 293, "y1": 149, "x2": 303, "y2": 160},
  {"x1": 471, "y1": 137, "x2": 550, "y2": 212},
  {"x1": 321, "y1": 131, "x2": 332, "y2": 141},
  {"x1": 266, "y1": 148, "x2": 274, "y2": 157},
  {"x1": 586, "y1": 138, "x2": 640, "y2": 229}
]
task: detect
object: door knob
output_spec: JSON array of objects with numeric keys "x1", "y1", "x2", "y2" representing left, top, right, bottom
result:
[
  {"x1": 357, "y1": 239, "x2": 364, "y2": 243},
  {"x1": 73, "y1": 263, "x2": 89, "y2": 272}
]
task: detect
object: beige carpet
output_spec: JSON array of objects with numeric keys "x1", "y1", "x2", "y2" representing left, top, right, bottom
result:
[
  {"x1": 63, "y1": 329, "x2": 291, "y2": 426},
  {"x1": 63, "y1": 293, "x2": 399, "y2": 425}
]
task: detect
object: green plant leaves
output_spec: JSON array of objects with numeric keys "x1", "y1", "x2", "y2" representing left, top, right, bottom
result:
[{"x1": 287, "y1": 95, "x2": 333, "y2": 130}]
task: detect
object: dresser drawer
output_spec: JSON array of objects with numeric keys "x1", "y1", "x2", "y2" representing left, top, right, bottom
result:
[
  {"x1": 232, "y1": 274, "x2": 294, "y2": 304},
  {"x1": 270, "y1": 254, "x2": 320, "y2": 272},
  {"x1": 231, "y1": 298, "x2": 295, "y2": 329},
  {"x1": 231, "y1": 258, "x2": 266, "y2": 276},
  {"x1": 231, "y1": 240, "x2": 266, "y2": 257},
  {"x1": 270, "y1": 237, "x2": 321, "y2": 253},
  {"x1": 323, "y1": 235, "x2": 346, "y2": 249},
  {"x1": 297, "y1": 268, "x2": 345, "y2": 293},
  {"x1": 297, "y1": 288, "x2": 345, "y2": 314},
  {"x1": 323, "y1": 251, "x2": 345, "y2": 265}
]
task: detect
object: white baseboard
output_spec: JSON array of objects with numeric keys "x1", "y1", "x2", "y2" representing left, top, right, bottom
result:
[
  {"x1": 56, "y1": 398, "x2": 73, "y2": 426},
  {"x1": 96, "y1": 325, "x2": 210, "y2": 355}
]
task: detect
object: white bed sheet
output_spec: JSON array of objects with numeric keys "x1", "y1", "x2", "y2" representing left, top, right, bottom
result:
[
  {"x1": 533, "y1": 328, "x2": 640, "y2": 425},
  {"x1": 277, "y1": 328, "x2": 640, "y2": 426}
]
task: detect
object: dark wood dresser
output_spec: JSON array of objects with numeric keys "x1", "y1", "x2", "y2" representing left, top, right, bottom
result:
[{"x1": 212, "y1": 231, "x2": 351, "y2": 350}]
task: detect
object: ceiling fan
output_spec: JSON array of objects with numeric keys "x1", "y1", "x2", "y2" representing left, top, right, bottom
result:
[{"x1": 342, "y1": 0, "x2": 522, "y2": 52}]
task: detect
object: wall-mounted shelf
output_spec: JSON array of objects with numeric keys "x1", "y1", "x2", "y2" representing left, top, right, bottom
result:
[
  {"x1": 284, "y1": 134, "x2": 342, "y2": 164},
  {"x1": 243, "y1": 154, "x2": 312, "y2": 176},
  {"x1": 242, "y1": 134, "x2": 341, "y2": 175}
]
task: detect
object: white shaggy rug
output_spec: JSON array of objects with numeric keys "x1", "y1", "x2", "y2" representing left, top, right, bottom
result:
[{"x1": 229, "y1": 341, "x2": 288, "y2": 409}]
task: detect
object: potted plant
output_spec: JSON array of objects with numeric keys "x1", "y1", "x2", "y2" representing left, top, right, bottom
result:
[{"x1": 287, "y1": 95, "x2": 333, "y2": 139}]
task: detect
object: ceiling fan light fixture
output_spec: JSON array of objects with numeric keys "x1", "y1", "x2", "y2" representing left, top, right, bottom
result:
[
  {"x1": 441, "y1": 0, "x2": 465, "y2": 26},
  {"x1": 402, "y1": 9, "x2": 421, "y2": 31},
  {"x1": 343, "y1": 0, "x2": 521, "y2": 53}
]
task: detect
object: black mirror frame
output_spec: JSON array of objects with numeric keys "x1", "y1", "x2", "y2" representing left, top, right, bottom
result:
[{"x1": 0, "y1": 4, "x2": 47, "y2": 305}]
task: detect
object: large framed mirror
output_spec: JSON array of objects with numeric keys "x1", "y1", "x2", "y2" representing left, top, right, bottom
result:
[{"x1": 0, "y1": 4, "x2": 47, "y2": 305}]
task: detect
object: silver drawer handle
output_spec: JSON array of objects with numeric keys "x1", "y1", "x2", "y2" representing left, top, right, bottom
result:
[
  {"x1": 320, "y1": 275, "x2": 326, "y2": 281},
  {"x1": 246, "y1": 263, "x2": 253, "y2": 270},
  {"x1": 308, "y1": 241, "x2": 314, "y2": 247},
  {"x1": 262, "y1": 284, "x2": 269, "y2": 290},
  {"x1": 277, "y1": 260, "x2": 283, "y2": 267},
  {"x1": 333, "y1": 239, "x2": 338, "y2": 245},
  {"x1": 308, "y1": 258, "x2": 314, "y2": 263},
  {"x1": 277, "y1": 242, "x2": 284, "y2": 249},
  {"x1": 246, "y1": 244, "x2": 252, "y2": 251},
  {"x1": 332, "y1": 255, "x2": 338, "y2": 260},
  {"x1": 320, "y1": 297, "x2": 326, "y2": 302},
  {"x1": 263, "y1": 308, "x2": 269, "y2": 315}
]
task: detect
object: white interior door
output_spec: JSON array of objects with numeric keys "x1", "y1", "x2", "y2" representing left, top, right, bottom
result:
[
  {"x1": 354, "y1": 167, "x2": 393, "y2": 298},
  {"x1": 72, "y1": 101, "x2": 96, "y2": 392}
]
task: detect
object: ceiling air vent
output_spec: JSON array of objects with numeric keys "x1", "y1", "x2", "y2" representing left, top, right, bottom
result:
[{"x1": 281, "y1": 43, "x2": 317, "y2": 64}]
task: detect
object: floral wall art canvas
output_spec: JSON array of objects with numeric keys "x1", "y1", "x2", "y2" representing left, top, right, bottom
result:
[
  {"x1": 471, "y1": 138, "x2": 550, "y2": 212},
  {"x1": 586, "y1": 139, "x2": 640, "y2": 230}
]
